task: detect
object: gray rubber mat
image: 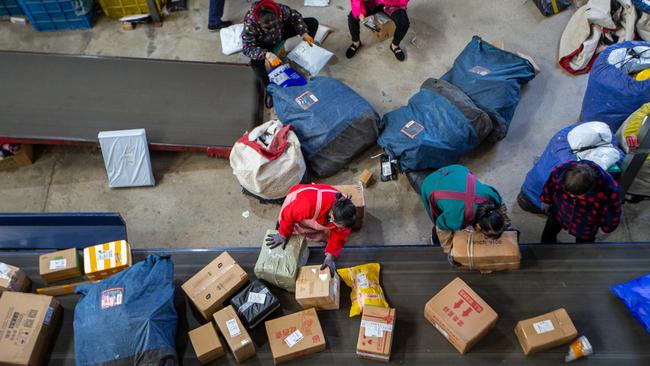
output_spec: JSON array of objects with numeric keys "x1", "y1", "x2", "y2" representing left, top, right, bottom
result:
[
  {"x1": 1, "y1": 244, "x2": 649, "y2": 365},
  {"x1": 0, "y1": 51, "x2": 262, "y2": 149}
]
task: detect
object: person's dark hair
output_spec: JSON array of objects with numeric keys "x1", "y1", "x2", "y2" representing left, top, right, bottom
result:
[
  {"x1": 562, "y1": 162, "x2": 597, "y2": 196},
  {"x1": 258, "y1": 8, "x2": 278, "y2": 28},
  {"x1": 331, "y1": 193, "x2": 357, "y2": 229},
  {"x1": 474, "y1": 202, "x2": 505, "y2": 238}
]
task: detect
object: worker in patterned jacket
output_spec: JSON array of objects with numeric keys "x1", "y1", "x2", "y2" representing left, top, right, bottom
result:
[{"x1": 242, "y1": 0, "x2": 319, "y2": 107}]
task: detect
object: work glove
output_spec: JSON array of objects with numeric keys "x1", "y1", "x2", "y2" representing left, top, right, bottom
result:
[
  {"x1": 302, "y1": 34, "x2": 314, "y2": 47},
  {"x1": 265, "y1": 233, "x2": 287, "y2": 250},
  {"x1": 320, "y1": 253, "x2": 336, "y2": 276},
  {"x1": 265, "y1": 52, "x2": 282, "y2": 68}
]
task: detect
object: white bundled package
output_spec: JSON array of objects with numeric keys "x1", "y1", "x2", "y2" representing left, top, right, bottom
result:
[
  {"x1": 305, "y1": 0, "x2": 329, "y2": 6},
  {"x1": 98, "y1": 128, "x2": 155, "y2": 188},
  {"x1": 288, "y1": 41, "x2": 334, "y2": 76},
  {"x1": 220, "y1": 23, "x2": 244, "y2": 55}
]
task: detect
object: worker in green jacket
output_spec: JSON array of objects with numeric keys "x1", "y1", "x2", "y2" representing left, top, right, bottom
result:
[{"x1": 420, "y1": 164, "x2": 511, "y2": 251}]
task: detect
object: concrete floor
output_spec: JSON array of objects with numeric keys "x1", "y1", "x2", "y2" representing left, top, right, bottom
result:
[{"x1": 1, "y1": 0, "x2": 648, "y2": 249}]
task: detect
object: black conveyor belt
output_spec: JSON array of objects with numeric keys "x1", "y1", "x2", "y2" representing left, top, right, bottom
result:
[
  {"x1": 1, "y1": 244, "x2": 649, "y2": 365},
  {"x1": 0, "y1": 51, "x2": 262, "y2": 150}
]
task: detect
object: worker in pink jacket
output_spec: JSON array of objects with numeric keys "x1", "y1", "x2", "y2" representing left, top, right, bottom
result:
[{"x1": 346, "y1": 0, "x2": 410, "y2": 61}]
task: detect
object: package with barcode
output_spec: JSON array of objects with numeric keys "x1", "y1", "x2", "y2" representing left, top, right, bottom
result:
[
  {"x1": 39, "y1": 248, "x2": 83, "y2": 284},
  {"x1": 230, "y1": 280, "x2": 280, "y2": 329},
  {"x1": 357, "y1": 306, "x2": 396, "y2": 361},
  {"x1": 213, "y1": 305, "x2": 256, "y2": 363},
  {"x1": 265, "y1": 308, "x2": 326, "y2": 364}
]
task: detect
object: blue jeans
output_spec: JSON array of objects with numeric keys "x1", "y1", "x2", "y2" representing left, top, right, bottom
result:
[{"x1": 208, "y1": 0, "x2": 225, "y2": 27}]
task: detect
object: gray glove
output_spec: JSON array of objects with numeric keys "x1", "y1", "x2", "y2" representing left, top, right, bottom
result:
[
  {"x1": 265, "y1": 233, "x2": 287, "y2": 250},
  {"x1": 320, "y1": 253, "x2": 336, "y2": 276}
]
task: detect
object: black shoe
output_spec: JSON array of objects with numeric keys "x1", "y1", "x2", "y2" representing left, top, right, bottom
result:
[
  {"x1": 430, "y1": 227, "x2": 440, "y2": 246},
  {"x1": 208, "y1": 20, "x2": 232, "y2": 31},
  {"x1": 390, "y1": 44, "x2": 405, "y2": 61},
  {"x1": 265, "y1": 94, "x2": 273, "y2": 109},
  {"x1": 346, "y1": 42, "x2": 362, "y2": 59}
]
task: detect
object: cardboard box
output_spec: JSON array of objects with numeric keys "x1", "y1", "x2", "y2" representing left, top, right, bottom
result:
[
  {"x1": 39, "y1": 248, "x2": 83, "y2": 284},
  {"x1": 515, "y1": 308, "x2": 578, "y2": 355},
  {"x1": 295, "y1": 265, "x2": 340, "y2": 311},
  {"x1": 424, "y1": 277, "x2": 498, "y2": 354},
  {"x1": 83, "y1": 240, "x2": 132, "y2": 281},
  {"x1": 359, "y1": 169, "x2": 374, "y2": 188},
  {"x1": 213, "y1": 305, "x2": 255, "y2": 363},
  {"x1": 0, "y1": 292, "x2": 62, "y2": 366},
  {"x1": 0, "y1": 261, "x2": 31, "y2": 292},
  {"x1": 357, "y1": 306, "x2": 396, "y2": 362},
  {"x1": 370, "y1": 15, "x2": 396, "y2": 42},
  {"x1": 333, "y1": 184, "x2": 365, "y2": 230},
  {"x1": 265, "y1": 308, "x2": 326, "y2": 364},
  {"x1": 183, "y1": 252, "x2": 249, "y2": 320},
  {"x1": 189, "y1": 322, "x2": 225, "y2": 364},
  {"x1": 451, "y1": 231, "x2": 520, "y2": 272},
  {"x1": 0, "y1": 145, "x2": 33, "y2": 171}
]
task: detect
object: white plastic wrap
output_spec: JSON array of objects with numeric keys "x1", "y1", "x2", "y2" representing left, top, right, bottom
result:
[
  {"x1": 288, "y1": 41, "x2": 334, "y2": 76},
  {"x1": 220, "y1": 23, "x2": 244, "y2": 55},
  {"x1": 98, "y1": 129, "x2": 155, "y2": 188}
]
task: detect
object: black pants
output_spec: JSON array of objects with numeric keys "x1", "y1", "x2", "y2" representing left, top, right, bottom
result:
[
  {"x1": 348, "y1": 6, "x2": 410, "y2": 46},
  {"x1": 250, "y1": 18, "x2": 319, "y2": 88},
  {"x1": 541, "y1": 213, "x2": 596, "y2": 243}
]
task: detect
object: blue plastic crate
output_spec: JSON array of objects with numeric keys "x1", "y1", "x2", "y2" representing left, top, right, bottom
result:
[
  {"x1": 0, "y1": 0, "x2": 24, "y2": 17},
  {"x1": 17, "y1": 0, "x2": 93, "y2": 31}
]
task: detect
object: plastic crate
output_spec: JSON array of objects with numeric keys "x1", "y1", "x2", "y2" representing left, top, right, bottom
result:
[
  {"x1": 98, "y1": 0, "x2": 163, "y2": 18},
  {"x1": 17, "y1": 0, "x2": 93, "y2": 31},
  {"x1": 0, "y1": 0, "x2": 24, "y2": 17}
]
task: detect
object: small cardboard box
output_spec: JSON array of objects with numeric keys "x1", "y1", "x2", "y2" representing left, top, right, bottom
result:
[
  {"x1": 39, "y1": 248, "x2": 83, "y2": 284},
  {"x1": 189, "y1": 322, "x2": 225, "y2": 364},
  {"x1": 295, "y1": 265, "x2": 340, "y2": 311},
  {"x1": 424, "y1": 277, "x2": 498, "y2": 354},
  {"x1": 83, "y1": 240, "x2": 132, "y2": 281},
  {"x1": 333, "y1": 183, "x2": 365, "y2": 229},
  {"x1": 0, "y1": 145, "x2": 33, "y2": 171},
  {"x1": 357, "y1": 306, "x2": 396, "y2": 362},
  {"x1": 0, "y1": 292, "x2": 62, "y2": 366},
  {"x1": 514, "y1": 308, "x2": 578, "y2": 355},
  {"x1": 0, "y1": 262, "x2": 31, "y2": 292},
  {"x1": 213, "y1": 305, "x2": 256, "y2": 363},
  {"x1": 183, "y1": 252, "x2": 249, "y2": 320},
  {"x1": 370, "y1": 16, "x2": 396, "y2": 42},
  {"x1": 451, "y1": 231, "x2": 520, "y2": 272},
  {"x1": 265, "y1": 308, "x2": 326, "y2": 364}
]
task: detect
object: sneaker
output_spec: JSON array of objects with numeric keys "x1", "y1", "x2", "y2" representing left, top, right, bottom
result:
[{"x1": 208, "y1": 20, "x2": 232, "y2": 31}]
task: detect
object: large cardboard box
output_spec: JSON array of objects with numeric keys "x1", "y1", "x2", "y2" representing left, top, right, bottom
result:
[
  {"x1": 39, "y1": 248, "x2": 83, "y2": 284},
  {"x1": 183, "y1": 252, "x2": 249, "y2": 320},
  {"x1": 0, "y1": 145, "x2": 33, "y2": 171},
  {"x1": 213, "y1": 305, "x2": 255, "y2": 363},
  {"x1": 295, "y1": 265, "x2": 340, "y2": 311},
  {"x1": 424, "y1": 277, "x2": 498, "y2": 354},
  {"x1": 357, "y1": 306, "x2": 396, "y2": 362},
  {"x1": 514, "y1": 308, "x2": 578, "y2": 355},
  {"x1": 333, "y1": 183, "x2": 365, "y2": 229},
  {"x1": 188, "y1": 322, "x2": 225, "y2": 364},
  {"x1": 451, "y1": 231, "x2": 520, "y2": 272},
  {"x1": 83, "y1": 240, "x2": 132, "y2": 281},
  {"x1": 0, "y1": 262, "x2": 31, "y2": 292},
  {"x1": 265, "y1": 308, "x2": 326, "y2": 364},
  {"x1": 0, "y1": 292, "x2": 62, "y2": 366},
  {"x1": 368, "y1": 14, "x2": 396, "y2": 42}
]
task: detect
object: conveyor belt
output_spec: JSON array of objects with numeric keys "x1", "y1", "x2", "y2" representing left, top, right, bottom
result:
[
  {"x1": 1, "y1": 244, "x2": 649, "y2": 365},
  {"x1": 0, "y1": 51, "x2": 262, "y2": 154}
]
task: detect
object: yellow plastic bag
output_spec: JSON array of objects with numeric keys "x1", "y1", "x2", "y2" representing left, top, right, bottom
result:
[{"x1": 337, "y1": 263, "x2": 389, "y2": 317}]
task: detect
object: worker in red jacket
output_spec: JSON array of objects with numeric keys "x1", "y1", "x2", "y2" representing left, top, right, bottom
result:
[{"x1": 265, "y1": 184, "x2": 357, "y2": 274}]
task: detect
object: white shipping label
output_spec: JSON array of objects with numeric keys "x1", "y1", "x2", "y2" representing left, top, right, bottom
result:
[
  {"x1": 226, "y1": 318, "x2": 241, "y2": 338},
  {"x1": 49, "y1": 258, "x2": 67, "y2": 270},
  {"x1": 356, "y1": 273, "x2": 369, "y2": 288},
  {"x1": 247, "y1": 292, "x2": 267, "y2": 305},
  {"x1": 96, "y1": 249, "x2": 114, "y2": 261},
  {"x1": 284, "y1": 329, "x2": 304, "y2": 348},
  {"x1": 434, "y1": 324, "x2": 449, "y2": 339},
  {"x1": 361, "y1": 320, "x2": 393, "y2": 338},
  {"x1": 533, "y1": 319, "x2": 555, "y2": 334}
]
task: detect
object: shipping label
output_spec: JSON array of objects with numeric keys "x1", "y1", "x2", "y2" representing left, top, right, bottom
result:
[
  {"x1": 247, "y1": 292, "x2": 267, "y2": 305},
  {"x1": 226, "y1": 318, "x2": 241, "y2": 338},
  {"x1": 284, "y1": 329, "x2": 304, "y2": 348},
  {"x1": 434, "y1": 323, "x2": 449, "y2": 339},
  {"x1": 400, "y1": 120, "x2": 424, "y2": 139},
  {"x1": 533, "y1": 319, "x2": 555, "y2": 334},
  {"x1": 96, "y1": 249, "x2": 115, "y2": 262},
  {"x1": 356, "y1": 273, "x2": 369, "y2": 289},
  {"x1": 49, "y1": 257, "x2": 67, "y2": 270},
  {"x1": 361, "y1": 320, "x2": 393, "y2": 338},
  {"x1": 100, "y1": 288, "x2": 124, "y2": 310},
  {"x1": 468, "y1": 65, "x2": 491, "y2": 76},
  {"x1": 44, "y1": 306, "x2": 54, "y2": 326},
  {"x1": 295, "y1": 91, "x2": 319, "y2": 110}
]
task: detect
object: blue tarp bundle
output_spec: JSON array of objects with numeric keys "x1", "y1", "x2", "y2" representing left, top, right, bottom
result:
[
  {"x1": 269, "y1": 76, "x2": 380, "y2": 177},
  {"x1": 74, "y1": 255, "x2": 178, "y2": 366},
  {"x1": 442, "y1": 36, "x2": 536, "y2": 141},
  {"x1": 612, "y1": 274, "x2": 650, "y2": 334},
  {"x1": 581, "y1": 41, "x2": 650, "y2": 132}
]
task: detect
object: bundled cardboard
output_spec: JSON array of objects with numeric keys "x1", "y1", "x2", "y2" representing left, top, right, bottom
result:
[
  {"x1": 265, "y1": 308, "x2": 326, "y2": 364},
  {"x1": 213, "y1": 305, "x2": 255, "y2": 363},
  {"x1": 515, "y1": 308, "x2": 578, "y2": 355},
  {"x1": 254, "y1": 231, "x2": 308, "y2": 292},
  {"x1": 83, "y1": 240, "x2": 132, "y2": 281},
  {"x1": 0, "y1": 261, "x2": 31, "y2": 292},
  {"x1": 451, "y1": 231, "x2": 520, "y2": 272},
  {"x1": 182, "y1": 252, "x2": 249, "y2": 320},
  {"x1": 424, "y1": 277, "x2": 498, "y2": 354},
  {"x1": 189, "y1": 322, "x2": 225, "y2": 364},
  {"x1": 39, "y1": 248, "x2": 83, "y2": 283},
  {"x1": 295, "y1": 265, "x2": 340, "y2": 310},
  {"x1": 0, "y1": 292, "x2": 62, "y2": 366},
  {"x1": 333, "y1": 183, "x2": 365, "y2": 229},
  {"x1": 357, "y1": 306, "x2": 396, "y2": 362}
]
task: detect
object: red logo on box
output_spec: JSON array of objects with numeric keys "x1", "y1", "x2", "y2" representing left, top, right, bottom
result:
[{"x1": 458, "y1": 289, "x2": 483, "y2": 313}]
